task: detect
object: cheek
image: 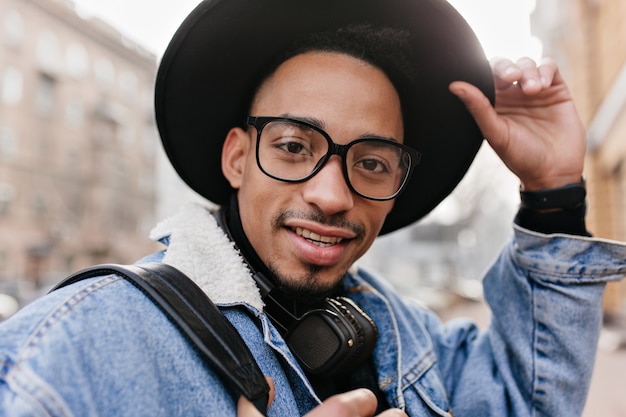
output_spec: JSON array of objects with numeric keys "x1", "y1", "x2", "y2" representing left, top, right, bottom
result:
[
  {"x1": 368, "y1": 200, "x2": 394, "y2": 227},
  {"x1": 238, "y1": 168, "x2": 283, "y2": 231},
  {"x1": 367, "y1": 202, "x2": 394, "y2": 239},
  {"x1": 237, "y1": 151, "x2": 270, "y2": 204},
  {"x1": 353, "y1": 199, "x2": 394, "y2": 247},
  {"x1": 239, "y1": 162, "x2": 275, "y2": 206},
  {"x1": 238, "y1": 185, "x2": 269, "y2": 247}
]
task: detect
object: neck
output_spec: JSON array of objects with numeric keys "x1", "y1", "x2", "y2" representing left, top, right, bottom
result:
[{"x1": 218, "y1": 194, "x2": 275, "y2": 284}]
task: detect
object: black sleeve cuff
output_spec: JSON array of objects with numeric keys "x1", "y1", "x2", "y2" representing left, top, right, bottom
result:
[
  {"x1": 514, "y1": 203, "x2": 591, "y2": 236},
  {"x1": 515, "y1": 179, "x2": 590, "y2": 236}
]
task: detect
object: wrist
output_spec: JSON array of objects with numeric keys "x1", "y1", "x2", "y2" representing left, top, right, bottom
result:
[{"x1": 520, "y1": 173, "x2": 584, "y2": 192}]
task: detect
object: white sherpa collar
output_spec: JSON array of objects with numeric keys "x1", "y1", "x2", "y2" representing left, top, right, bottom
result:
[{"x1": 149, "y1": 202, "x2": 264, "y2": 310}]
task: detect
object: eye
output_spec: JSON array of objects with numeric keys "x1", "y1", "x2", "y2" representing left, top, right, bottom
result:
[
  {"x1": 275, "y1": 137, "x2": 311, "y2": 156},
  {"x1": 261, "y1": 121, "x2": 314, "y2": 158},
  {"x1": 349, "y1": 140, "x2": 407, "y2": 177},
  {"x1": 354, "y1": 157, "x2": 390, "y2": 173}
]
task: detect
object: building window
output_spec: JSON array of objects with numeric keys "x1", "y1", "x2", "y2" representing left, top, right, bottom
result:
[
  {"x1": 0, "y1": 183, "x2": 15, "y2": 216},
  {"x1": 94, "y1": 58, "x2": 115, "y2": 90},
  {"x1": 65, "y1": 99, "x2": 85, "y2": 128},
  {"x1": 0, "y1": 127, "x2": 17, "y2": 160},
  {"x1": 36, "y1": 30, "x2": 61, "y2": 74},
  {"x1": 2, "y1": 10, "x2": 24, "y2": 48},
  {"x1": 35, "y1": 73, "x2": 56, "y2": 117},
  {"x1": 1, "y1": 66, "x2": 23, "y2": 104},
  {"x1": 65, "y1": 42, "x2": 89, "y2": 79},
  {"x1": 119, "y1": 70, "x2": 138, "y2": 104},
  {"x1": 32, "y1": 193, "x2": 48, "y2": 221}
]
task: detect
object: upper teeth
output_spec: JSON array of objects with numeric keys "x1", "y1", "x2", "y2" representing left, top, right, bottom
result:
[{"x1": 295, "y1": 227, "x2": 343, "y2": 247}]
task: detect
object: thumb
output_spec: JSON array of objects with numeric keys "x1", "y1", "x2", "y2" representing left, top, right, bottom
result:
[{"x1": 449, "y1": 81, "x2": 503, "y2": 144}]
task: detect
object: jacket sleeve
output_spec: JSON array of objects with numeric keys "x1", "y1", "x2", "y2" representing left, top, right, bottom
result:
[{"x1": 431, "y1": 226, "x2": 626, "y2": 417}]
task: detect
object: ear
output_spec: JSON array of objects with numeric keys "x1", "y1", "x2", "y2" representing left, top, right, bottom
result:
[{"x1": 221, "y1": 127, "x2": 250, "y2": 189}]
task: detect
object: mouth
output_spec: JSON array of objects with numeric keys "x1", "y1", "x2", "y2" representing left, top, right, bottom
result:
[{"x1": 292, "y1": 227, "x2": 344, "y2": 248}]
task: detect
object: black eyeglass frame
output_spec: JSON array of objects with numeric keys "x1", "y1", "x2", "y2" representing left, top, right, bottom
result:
[{"x1": 246, "y1": 116, "x2": 421, "y2": 201}]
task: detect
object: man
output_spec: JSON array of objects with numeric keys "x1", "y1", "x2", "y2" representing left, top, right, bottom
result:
[{"x1": 1, "y1": 0, "x2": 625, "y2": 416}]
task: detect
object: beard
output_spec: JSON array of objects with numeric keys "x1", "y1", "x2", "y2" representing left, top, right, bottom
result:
[{"x1": 266, "y1": 261, "x2": 342, "y2": 300}]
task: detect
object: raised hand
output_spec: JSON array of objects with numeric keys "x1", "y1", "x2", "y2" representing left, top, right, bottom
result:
[{"x1": 449, "y1": 57, "x2": 586, "y2": 191}]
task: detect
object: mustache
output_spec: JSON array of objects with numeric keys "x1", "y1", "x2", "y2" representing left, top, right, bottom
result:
[{"x1": 274, "y1": 209, "x2": 365, "y2": 240}]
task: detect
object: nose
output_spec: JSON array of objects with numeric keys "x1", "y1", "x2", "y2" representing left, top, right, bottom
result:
[{"x1": 301, "y1": 156, "x2": 354, "y2": 215}]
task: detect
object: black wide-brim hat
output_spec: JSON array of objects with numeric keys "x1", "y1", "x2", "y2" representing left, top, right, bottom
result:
[{"x1": 155, "y1": 0, "x2": 494, "y2": 235}]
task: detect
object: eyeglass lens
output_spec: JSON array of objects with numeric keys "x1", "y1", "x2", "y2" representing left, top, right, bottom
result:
[{"x1": 256, "y1": 119, "x2": 413, "y2": 200}]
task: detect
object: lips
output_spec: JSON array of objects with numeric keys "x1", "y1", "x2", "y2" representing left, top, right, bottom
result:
[{"x1": 293, "y1": 227, "x2": 344, "y2": 248}]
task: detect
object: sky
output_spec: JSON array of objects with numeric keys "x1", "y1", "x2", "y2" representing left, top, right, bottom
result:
[{"x1": 71, "y1": 0, "x2": 542, "y2": 61}]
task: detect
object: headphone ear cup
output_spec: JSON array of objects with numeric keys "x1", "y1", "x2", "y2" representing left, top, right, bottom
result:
[
  {"x1": 284, "y1": 297, "x2": 378, "y2": 377},
  {"x1": 286, "y1": 312, "x2": 344, "y2": 373},
  {"x1": 328, "y1": 297, "x2": 379, "y2": 368}
]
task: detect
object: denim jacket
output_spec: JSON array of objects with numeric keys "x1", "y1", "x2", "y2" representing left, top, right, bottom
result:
[{"x1": 1, "y1": 202, "x2": 625, "y2": 416}]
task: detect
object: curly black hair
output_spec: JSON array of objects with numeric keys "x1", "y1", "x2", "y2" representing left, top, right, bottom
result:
[{"x1": 249, "y1": 24, "x2": 416, "y2": 117}]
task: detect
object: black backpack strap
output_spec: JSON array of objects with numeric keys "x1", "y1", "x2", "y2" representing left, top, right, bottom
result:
[{"x1": 50, "y1": 262, "x2": 270, "y2": 414}]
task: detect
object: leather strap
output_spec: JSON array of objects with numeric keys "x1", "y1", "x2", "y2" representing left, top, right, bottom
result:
[
  {"x1": 50, "y1": 262, "x2": 270, "y2": 414},
  {"x1": 519, "y1": 180, "x2": 586, "y2": 211}
]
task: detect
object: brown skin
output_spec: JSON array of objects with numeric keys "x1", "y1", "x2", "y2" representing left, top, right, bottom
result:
[{"x1": 222, "y1": 51, "x2": 404, "y2": 296}]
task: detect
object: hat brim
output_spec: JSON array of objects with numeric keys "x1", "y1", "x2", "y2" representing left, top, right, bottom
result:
[{"x1": 155, "y1": 0, "x2": 494, "y2": 235}]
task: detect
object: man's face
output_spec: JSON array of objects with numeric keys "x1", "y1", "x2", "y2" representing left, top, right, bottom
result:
[{"x1": 222, "y1": 51, "x2": 404, "y2": 295}]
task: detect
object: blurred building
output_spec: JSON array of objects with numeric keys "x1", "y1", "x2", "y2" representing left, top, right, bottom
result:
[
  {"x1": 0, "y1": 0, "x2": 160, "y2": 302},
  {"x1": 532, "y1": 0, "x2": 626, "y2": 321}
]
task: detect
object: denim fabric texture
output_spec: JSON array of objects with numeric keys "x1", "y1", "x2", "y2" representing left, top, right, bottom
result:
[{"x1": 1, "y1": 204, "x2": 625, "y2": 417}]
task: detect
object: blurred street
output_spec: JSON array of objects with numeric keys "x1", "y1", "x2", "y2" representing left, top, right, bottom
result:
[{"x1": 441, "y1": 299, "x2": 626, "y2": 417}]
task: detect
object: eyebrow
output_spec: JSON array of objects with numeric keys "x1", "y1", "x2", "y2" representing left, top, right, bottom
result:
[
  {"x1": 278, "y1": 113, "x2": 326, "y2": 130},
  {"x1": 278, "y1": 113, "x2": 400, "y2": 144}
]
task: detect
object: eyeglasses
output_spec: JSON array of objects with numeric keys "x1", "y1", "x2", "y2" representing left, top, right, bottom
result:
[{"x1": 246, "y1": 116, "x2": 421, "y2": 201}]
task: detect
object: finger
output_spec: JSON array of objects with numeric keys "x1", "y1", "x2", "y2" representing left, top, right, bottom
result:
[
  {"x1": 490, "y1": 57, "x2": 521, "y2": 90},
  {"x1": 237, "y1": 395, "x2": 264, "y2": 417},
  {"x1": 328, "y1": 388, "x2": 378, "y2": 416},
  {"x1": 236, "y1": 377, "x2": 275, "y2": 417},
  {"x1": 303, "y1": 388, "x2": 378, "y2": 417},
  {"x1": 266, "y1": 377, "x2": 275, "y2": 408},
  {"x1": 316, "y1": 389, "x2": 408, "y2": 417},
  {"x1": 515, "y1": 57, "x2": 542, "y2": 94},
  {"x1": 378, "y1": 410, "x2": 409, "y2": 417},
  {"x1": 537, "y1": 57, "x2": 558, "y2": 87}
]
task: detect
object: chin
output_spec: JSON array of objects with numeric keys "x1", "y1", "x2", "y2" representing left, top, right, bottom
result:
[{"x1": 270, "y1": 263, "x2": 345, "y2": 299}]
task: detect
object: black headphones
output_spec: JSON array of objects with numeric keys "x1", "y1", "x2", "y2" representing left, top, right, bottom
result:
[{"x1": 252, "y1": 271, "x2": 378, "y2": 377}]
